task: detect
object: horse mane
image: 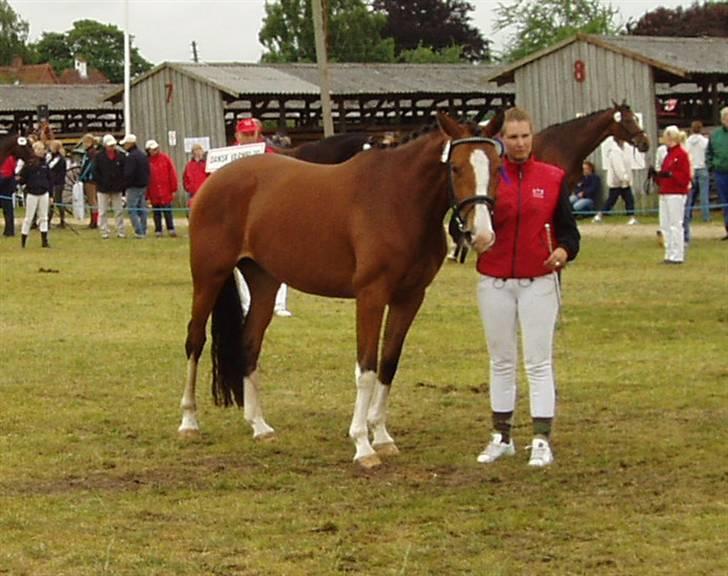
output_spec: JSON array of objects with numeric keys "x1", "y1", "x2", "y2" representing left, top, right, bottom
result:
[{"x1": 538, "y1": 107, "x2": 615, "y2": 135}]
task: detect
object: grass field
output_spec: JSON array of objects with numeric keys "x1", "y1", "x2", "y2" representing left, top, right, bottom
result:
[{"x1": 0, "y1": 217, "x2": 726, "y2": 575}]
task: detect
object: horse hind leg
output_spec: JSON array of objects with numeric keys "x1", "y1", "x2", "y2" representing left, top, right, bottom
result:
[{"x1": 238, "y1": 260, "x2": 280, "y2": 440}]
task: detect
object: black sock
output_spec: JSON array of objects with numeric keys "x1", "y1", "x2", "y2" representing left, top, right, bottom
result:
[{"x1": 492, "y1": 411, "x2": 513, "y2": 443}]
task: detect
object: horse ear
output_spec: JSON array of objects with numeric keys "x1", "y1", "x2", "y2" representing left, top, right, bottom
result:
[
  {"x1": 481, "y1": 109, "x2": 504, "y2": 138},
  {"x1": 611, "y1": 99, "x2": 618, "y2": 109},
  {"x1": 436, "y1": 111, "x2": 464, "y2": 138}
]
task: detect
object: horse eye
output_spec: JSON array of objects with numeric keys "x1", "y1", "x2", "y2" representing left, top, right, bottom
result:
[{"x1": 452, "y1": 165, "x2": 461, "y2": 176}]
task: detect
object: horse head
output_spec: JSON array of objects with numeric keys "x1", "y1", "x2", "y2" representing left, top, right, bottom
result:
[
  {"x1": 0, "y1": 133, "x2": 32, "y2": 164},
  {"x1": 437, "y1": 111, "x2": 503, "y2": 255},
  {"x1": 610, "y1": 100, "x2": 650, "y2": 153}
]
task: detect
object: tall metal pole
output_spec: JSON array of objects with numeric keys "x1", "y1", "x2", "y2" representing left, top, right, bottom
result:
[
  {"x1": 311, "y1": 0, "x2": 334, "y2": 136},
  {"x1": 123, "y1": 0, "x2": 131, "y2": 135}
]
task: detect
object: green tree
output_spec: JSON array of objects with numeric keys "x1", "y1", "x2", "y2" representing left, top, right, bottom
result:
[
  {"x1": 32, "y1": 19, "x2": 152, "y2": 82},
  {"x1": 373, "y1": 0, "x2": 489, "y2": 62},
  {"x1": 494, "y1": 0, "x2": 621, "y2": 62},
  {"x1": 259, "y1": 0, "x2": 395, "y2": 62},
  {"x1": 626, "y1": 1, "x2": 728, "y2": 37},
  {"x1": 0, "y1": 0, "x2": 32, "y2": 65},
  {"x1": 399, "y1": 43, "x2": 464, "y2": 63}
]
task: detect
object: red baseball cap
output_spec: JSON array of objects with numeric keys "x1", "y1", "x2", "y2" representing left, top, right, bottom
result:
[{"x1": 236, "y1": 118, "x2": 258, "y2": 134}]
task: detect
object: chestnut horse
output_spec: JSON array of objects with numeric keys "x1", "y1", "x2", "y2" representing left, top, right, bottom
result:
[
  {"x1": 179, "y1": 112, "x2": 504, "y2": 468},
  {"x1": 0, "y1": 133, "x2": 32, "y2": 165}
]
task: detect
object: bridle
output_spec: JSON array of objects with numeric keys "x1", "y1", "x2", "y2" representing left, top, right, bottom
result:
[
  {"x1": 614, "y1": 108, "x2": 647, "y2": 148},
  {"x1": 442, "y1": 136, "x2": 503, "y2": 236}
]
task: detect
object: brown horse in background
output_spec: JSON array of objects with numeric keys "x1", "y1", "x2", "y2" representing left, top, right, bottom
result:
[
  {"x1": 179, "y1": 112, "x2": 504, "y2": 468},
  {"x1": 534, "y1": 100, "x2": 650, "y2": 187}
]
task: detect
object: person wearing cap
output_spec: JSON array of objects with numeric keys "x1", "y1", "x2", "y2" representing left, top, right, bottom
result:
[
  {"x1": 94, "y1": 134, "x2": 126, "y2": 239},
  {"x1": 234, "y1": 117, "x2": 293, "y2": 317},
  {"x1": 121, "y1": 134, "x2": 150, "y2": 238},
  {"x1": 182, "y1": 143, "x2": 208, "y2": 207},
  {"x1": 145, "y1": 139, "x2": 179, "y2": 237}
]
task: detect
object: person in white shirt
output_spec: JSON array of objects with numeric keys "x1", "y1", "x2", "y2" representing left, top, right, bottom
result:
[
  {"x1": 593, "y1": 137, "x2": 638, "y2": 224},
  {"x1": 685, "y1": 120, "x2": 710, "y2": 227}
]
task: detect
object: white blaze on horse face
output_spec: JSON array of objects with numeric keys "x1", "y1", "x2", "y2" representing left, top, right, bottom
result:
[{"x1": 469, "y1": 149, "x2": 495, "y2": 253}]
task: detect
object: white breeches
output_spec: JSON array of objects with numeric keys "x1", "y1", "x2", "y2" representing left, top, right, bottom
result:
[
  {"x1": 477, "y1": 275, "x2": 558, "y2": 418},
  {"x1": 21, "y1": 193, "x2": 49, "y2": 234},
  {"x1": 659, "y1": 194, "x2": 686, "y2": 262}
]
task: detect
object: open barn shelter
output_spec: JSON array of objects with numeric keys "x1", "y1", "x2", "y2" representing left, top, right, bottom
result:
[
  {"x1": 0, "y1": 84, "x2": 122, "y2": 145},
  {"x1": 103, "y1": 62, "x2": 514, "y2": 175}
]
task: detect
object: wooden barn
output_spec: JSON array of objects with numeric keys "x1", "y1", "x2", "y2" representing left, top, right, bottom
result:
[
  {"x1": 103, "y1": 62, "x2": 514, "y2": 176},
  {"x1": 489, "y1": 33, "x2": 728, "y2": 138}
]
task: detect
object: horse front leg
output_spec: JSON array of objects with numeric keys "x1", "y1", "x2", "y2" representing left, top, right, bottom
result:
[
  {"x1": 350, "y1": 292, "x2": 387, "y2": 468},
  {"x1": 368, "y1": 289, "x2": 426, "y2": 456}
]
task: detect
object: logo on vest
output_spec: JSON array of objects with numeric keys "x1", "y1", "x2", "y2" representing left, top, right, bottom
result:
[{"x1": 532, "y1": 187, "x2": 545, "y2": 199}]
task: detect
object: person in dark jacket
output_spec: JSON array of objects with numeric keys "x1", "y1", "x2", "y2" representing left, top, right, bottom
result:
[
  {"x1": 79, "y1": 133, "x2": 100, "y2": 228},
  {"x1": 18, "y1": 141, "x2": 53, "y2": 248},
  {"x1": 569, "y1": 161, "x2": 601, "y2": 216},
  {"x1": 94, "y1": 134, "x2": 126, "y2": 239},
  {"x1": 475, "y1": 107, "x2": 580, "y2": 468},
  {"x1": 121, "y1": 134, "x2": 150, "y2": 238},
  {"x1": 47, "y1": 140, "x2": 67, "y2": 228}
]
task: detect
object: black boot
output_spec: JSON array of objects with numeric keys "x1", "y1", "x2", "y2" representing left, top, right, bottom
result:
[
  {"x1": 21, "y1": 233, "x2": 27, "y2": 248},
  {"x1": 41, "y1": 231, "x2": 49, "y2": 248}
]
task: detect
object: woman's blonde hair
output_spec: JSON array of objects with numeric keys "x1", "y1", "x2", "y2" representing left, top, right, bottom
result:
[
  {"x1": 32, "y1": 141, "x2": 46, "y2": 154},
  {"x1": 662, "y1": 125, "x2": 681, "y2": 142},
  {"x1": 49, "y1": 140, "x2": 65, "y2": 155}
]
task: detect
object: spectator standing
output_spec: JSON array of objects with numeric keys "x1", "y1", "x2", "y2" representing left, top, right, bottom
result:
[
  {"x1": 0, "y1": 150, "x2": 18, "y2": 237},
  {"x1": 94, "y1": 134, "x2": 126, "y2": 239},
  {"x1": 593, "y1": 136, "x2": 638, "y2": 224},
  {"x1": 18, "y1": 141, "x2": 52, "y2": 248},
  {"x1": 686, "y1": 121, "x2": 710, "y2": 224},
  {"x1": 234, "y1": 118, "x2": 292, "y2": 317},
  {"x1": 63, "y1": 149, "x2": 82, "y2": 219},
  {"x1": 182, "y1": 143, "x2": 208, "y2": 206},
  {"x1": 569, "y1": 161, "x2": 601, "y2": 215},
  {"x1": 145, "y1": 139, "x2": 178, "y2": 237},
  {"x1": 79, "y1": 133, "x2": 100, "y2": 229},
  {"x1": 47, "y1": 140, "x2": 67, "y2": 228},
  {"x1": 475, "y1": 107, "x2": 580, "y2": 468},
  {"x1": 707, "y1": 106, "x2": 728, "y2": 240},
  {"x1": 121, "y1": 134, "x2": 150, "y2": 238},
  {"x1": 652, "y1": 125, "x2": 691, "y2": 264}
]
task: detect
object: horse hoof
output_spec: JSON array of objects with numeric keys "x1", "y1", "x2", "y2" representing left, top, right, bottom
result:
[
  {"x1": 254, "y1": 431, "x2": 277, "y2": 443},
  {"x1": 178, "y1": 428, "x2": 200, "y2": 439},
  {"x1": 373, "y1": 442, "x2": 400, "y2": 457},
  {"x1": 356, "y1": 453, "x2": 382, "y2": 469}
]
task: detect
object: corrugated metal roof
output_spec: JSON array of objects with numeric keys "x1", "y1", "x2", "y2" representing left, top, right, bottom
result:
[
  {"x1": 105, "y1": 62, "x2": 512, "y2": 100},
  {"x1": 0, "y1": 84, "x2": 121, "y2": 112},
  {"x1": 599, "y1": 35, "x2": 728, "y2": 76}
]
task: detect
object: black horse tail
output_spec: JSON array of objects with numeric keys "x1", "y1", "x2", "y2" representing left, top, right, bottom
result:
[{"x1": 210, "y1": 270, "x2": 246, "y2": 407}]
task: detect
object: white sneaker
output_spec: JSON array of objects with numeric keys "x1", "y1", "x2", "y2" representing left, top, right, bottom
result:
[
  {"x1": 274, "y1": 309, "x2": 293, "y2": 317},
  {"x1": 627, "y1": 217, "x2": 638, "y2": 225},
  {"x1": 476, "y1": 433, "x2": 515, "y2": 464},
  {"x1": 528, "y1": 437, "x2": 554, "y2": 467},
  {"x1": 592, "y1": 213, "x2": 602, "y2": 223}
]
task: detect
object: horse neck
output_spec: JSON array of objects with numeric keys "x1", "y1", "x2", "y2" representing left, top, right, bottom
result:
[
  {"x1": 540, "y1": 109, "x2": 616, "y2": 170},
  {"x1": 388, "y1": 134, "x2": 450, "y2": 219}
]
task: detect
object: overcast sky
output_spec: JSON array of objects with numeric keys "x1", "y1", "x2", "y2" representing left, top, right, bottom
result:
[{"x1": 12, "y1": 0, "x2": 691, "y2": 64}]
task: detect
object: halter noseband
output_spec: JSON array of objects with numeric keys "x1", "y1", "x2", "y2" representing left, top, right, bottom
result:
[{"x1": 442, "y1": 136, "x2": 502, "y2": 234}]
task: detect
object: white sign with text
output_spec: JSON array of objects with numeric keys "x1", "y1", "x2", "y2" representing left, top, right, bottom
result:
[{"x1": 205, "y1": 143, "x2": 266, "y2": 173}]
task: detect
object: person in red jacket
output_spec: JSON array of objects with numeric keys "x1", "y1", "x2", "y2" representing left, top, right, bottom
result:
[
  {"x1": 1, "y1": 151, "x2": 18, "y2": 237},
  {"x1": 650, "y1": 125, "x2": 691, "y2": 264},
  {"x1": 145, "y1": 139, "x2": 179, "y2": 237},
  {"x1": 182, "y1": 143, "x2": 208, "y2": 207},
  {"x1": 475, "y1": 107, "x2": 580, "y2": 468}
]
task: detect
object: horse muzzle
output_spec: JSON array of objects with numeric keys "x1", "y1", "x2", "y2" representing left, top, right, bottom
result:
[{"x1": 468, "y1": 229, "x2": 496, "y2": 254}]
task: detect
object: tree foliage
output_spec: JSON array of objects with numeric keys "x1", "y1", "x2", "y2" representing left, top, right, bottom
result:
[
  {"x1": 626, "y1": 1, "x2": 728, "y2": 37},
  {"x1": 494, "y1": 0, "x2": 621, "y2": 62},
  {"x1": 259, "y1": 0, "x2": 395, "y2": 63},
  {"x1": 399, "y1": 43, "x2": 464, "y2": 63},
  {"x1": 31, "y1": 20, "x2": 152, "y2": 83},
  {"x1": 0, "y1": 0, "x2": 32, "y2": 65},
  {"x1": 372, "y1": 0, "x2": 489, "y2": 62}
]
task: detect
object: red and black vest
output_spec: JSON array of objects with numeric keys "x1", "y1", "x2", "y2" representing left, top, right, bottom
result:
[{"x1": 477, "y1": 156, "x2": 565, "y2": 279}]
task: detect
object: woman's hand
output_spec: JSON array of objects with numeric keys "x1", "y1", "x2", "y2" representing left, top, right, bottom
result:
[{"x1": 544, "y1": 247, "x2": 568, "y2": 271}]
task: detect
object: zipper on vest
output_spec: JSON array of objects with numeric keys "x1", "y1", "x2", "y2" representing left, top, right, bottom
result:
[{"x1": 511, "y1": 165, "x2": 523, "y2": 277}]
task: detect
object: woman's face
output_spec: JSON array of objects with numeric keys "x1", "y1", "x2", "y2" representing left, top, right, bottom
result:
[{"x1": 502, "y1": 120, "x2": 533, "y2": 162}]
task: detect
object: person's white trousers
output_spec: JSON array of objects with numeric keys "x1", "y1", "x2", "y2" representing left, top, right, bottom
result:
[
  {"x1": 659, "y1": 194, "x2": 685, "y2": 262},
  {"x1": 97, "y1": 191, "x2": 125, "y2": 237},
  {"x1": 21, "y1": 193, "x2": 49, "y2": 234},
  {"x1": 477, "y1": 275, "x2": 558, "y2": 418}
]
